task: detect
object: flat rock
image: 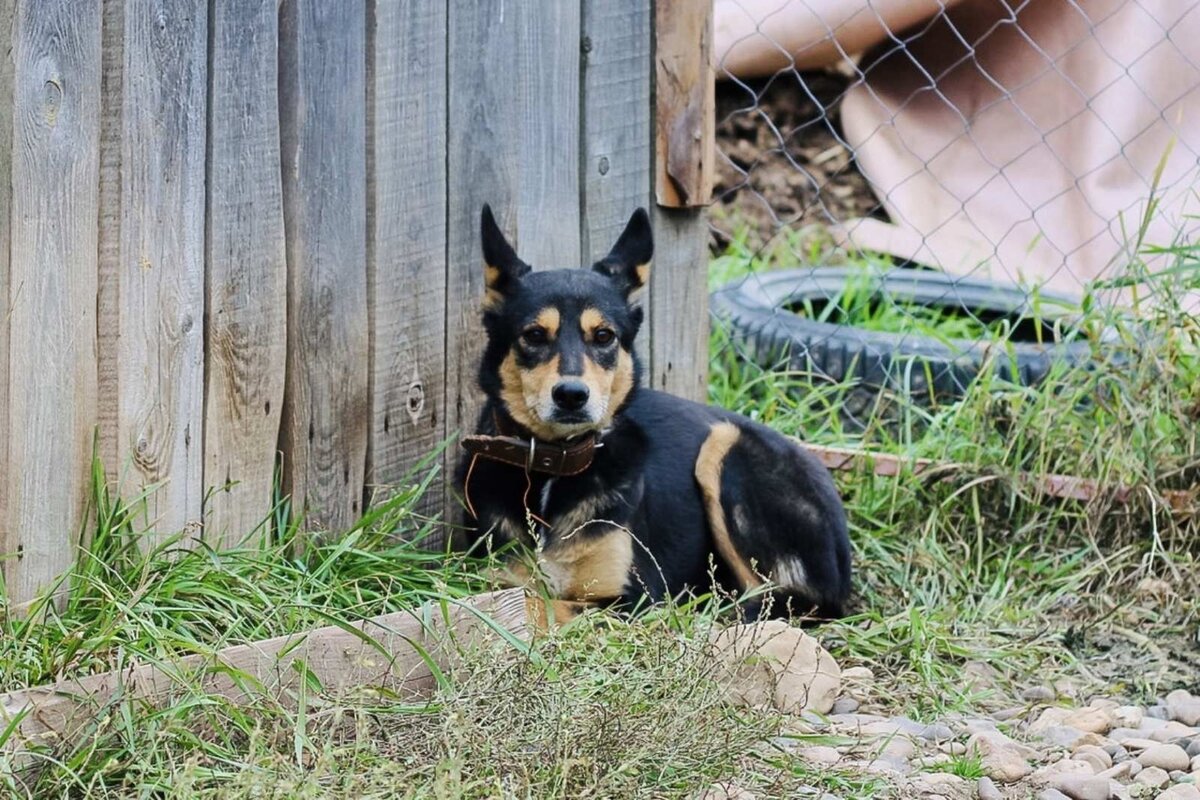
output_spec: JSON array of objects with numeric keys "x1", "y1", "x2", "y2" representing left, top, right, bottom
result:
[
  {"x1": 1033, "y1": 708, "x2": 1077, "y2": 733},
  {"x1": 1050, "y1": 774, "x2": 1112, "y2": 800},
  {"x1": 1040, "y1": 791, "x2": 1073, "y2": 800},
  {"x1": 1149, "y1": 706, "x2": 1172, "y2": 720},
  {"x1": 711, "y1": 621, "x2": 841, "y2": 714},
  {"x1": 1166, "y1": 691, "x2": 1200, "y2": 727},
  {"x1": 1155, "y1": 786, "x2": 1200, "y2": 800},
  {"x1": 905, "y1": 773, "x2": 970, "y2": 797},
  {"x1": 1192, "y1": 754, "x2": 1200, "y2": 772},
  {"x1": 1066, "y1": 707, "x2": 1116, "y2": 735},
  {"x1": 1120, "y1": 738, "x2": 1164, "y2": 752},
  {"x1": 1138, "y1": 744, "x2": 1191, "y2": 772},
  {"x1": 1043, "y1": 726, "x2": 1094, "y2": 749},
  {"x1": 1135, "y1": 766, "x2": 1171, "y2": 789},
  {"x1": 1023, "y1": 686, "x2": 1057, "y2": 702},
  {"x1": 1189, "y1": 740, "x2": 1200, "y2": 758}
]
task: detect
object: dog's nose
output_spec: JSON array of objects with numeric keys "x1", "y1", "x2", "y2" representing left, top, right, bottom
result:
[{"x1": 551, "y1": 380, "x2": 590, "y2": 412}]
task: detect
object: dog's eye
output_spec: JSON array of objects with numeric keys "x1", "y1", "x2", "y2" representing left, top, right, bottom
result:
[
  {"x1": 521, "y1": 327, "x2": 548, "y2": 346},
  {"x1": 593, "y1": 328, "x2": 616, "y2": 346}
]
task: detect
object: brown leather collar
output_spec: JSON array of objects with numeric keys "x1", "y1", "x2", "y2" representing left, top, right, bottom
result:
[{"x1": 460, "y1": 412, "x2": 600, "y2": 477}]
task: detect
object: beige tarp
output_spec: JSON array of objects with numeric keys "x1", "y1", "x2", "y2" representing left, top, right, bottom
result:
[{"x1": 715, "y1": 0, "x2": 1200, "y2": 304}]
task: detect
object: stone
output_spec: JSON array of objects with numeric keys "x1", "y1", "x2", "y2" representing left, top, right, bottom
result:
[
  {"x1": 1040, "y1": 791, "x2": 1073, "y2": 800},
  {"x1": 969, "y1": 731, "x2": 1034, "y2": 783},
  {"x1": 1138, "y1": 744, "x2": 1191, "y2": 772},
  {"x1": 841, "y1": 666, "x2": 874, "y2": 682},
  {"x1": 830, "y1": 697, "x2": 859, "y2": 715},
  {"x1": 1024, "y1": 686, "x2": 1058, "y2": 702},
  {"x1": 1150, "y1": 723, "x2": 1198, "y2": 743},
  {"x1": 978, "y1": 776, "x2": 1003, "y2": 800},
  {"x1": 1037, "y1": 759, "x2": 1103, "y2": 781},
  {"x1": 1066, "y1": 707, "x2": 1116, "y2": 735},
  {"x1": 1115, "y1": 707, "x2": 1147, "y2": 729},
  {"x1": 711, "y1": 621, "x2": 841, "y2": 714},
  {"x1": 1122, "y1": 738, "x2": 1165, "y2": 752},
  {"x1": 694, "y1": 785, "x2": 757, "y2": 800},
  {"x1": 1193, "y1": 755, "x2": 1200, "y2": 772},
  {"x1": 1042, "y1": 726, "x2": 1095, "y2": 749},
  {"x1": 1155, "y1": 786, "x2": 1200, "y2": 800},
  {"x1": 878, "y1": 737, "x2": 917, "y2": 761},
  {"x1": 1097, "y1": 762, "x2": 1135, "y2": 781},
  {"x1": 1135, "y1": 767, "x2": 1171, "y2": 789},
  {"x1": 1033, "y1": 708, "x2": 1077, "y2": 733},
  {"x1": 994, "y1": 706, "x2": 1026, "y2": 722},
  {"x1": 1074, "y1": 745, "x2": 1115, "y2": 773},
  {"x1": 905, "y1": 773, "x2": 969, "y2": 796},
  {"x1": 1167, "y1": 692, "x2": 1200, "y2": 728},
  {"x1": 940, "y1": 742, "x2": 968, "y2": 755},
  {"x1": 918, "y1": 722, "x2": 954, "y2": 742},
  {"x1": 863, "y1": 756, "x2": 910, "y2": 776},
  {"x1": 1149, "y1": 706, "x2": 1171, "y2": 721},
  {"x1": 1050, "y1": 774, "x2": 1114, "y2": 800},
  {"x1": 1189, "y1": 740, "x2": 1200, "y2": 758},
  {"x1": 796, "y1": 746, "x2": 841, "y2": 766}
]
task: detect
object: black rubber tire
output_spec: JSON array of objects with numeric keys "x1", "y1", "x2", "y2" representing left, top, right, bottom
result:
[{"x1": 711, "y1": 268, "x2": 1108, "y2": 419}]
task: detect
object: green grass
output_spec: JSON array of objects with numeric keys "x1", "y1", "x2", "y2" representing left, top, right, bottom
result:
[{"x1": 2, "y1": 223, "x2": 1199, "y2": 797}]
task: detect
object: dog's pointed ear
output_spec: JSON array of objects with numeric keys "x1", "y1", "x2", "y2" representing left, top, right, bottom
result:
[
  {"x1": 592, "y1": 207, "x2": 653, "y2": 299},
  {"x1": 481, "y1": 204, "x2": 530, "y2": 309}
]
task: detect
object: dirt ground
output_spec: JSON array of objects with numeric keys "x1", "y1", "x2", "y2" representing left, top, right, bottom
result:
[{"x1": 712, "y1": 70, "x2": 882, "y2": 252}]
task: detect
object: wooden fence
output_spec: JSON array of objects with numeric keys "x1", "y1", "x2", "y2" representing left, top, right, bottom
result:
[{"x1": 0, "y1": 0, "x2": 713, "y2": 604}]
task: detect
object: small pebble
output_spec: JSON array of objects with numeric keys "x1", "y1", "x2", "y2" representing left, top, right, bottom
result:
[
  {"x1": 1138, "y1": 744, "x2": 1192, "y2": 772},
  {"x1": 1156, "y1": 785, "x2": 1200, "y2": 800},
  {"x1": 1051, "y1": 774, "x2": 1112, "y2": 800},
  {"x1": 1166, "y1": 690, "x2": 1200, "y2": 727},
  {"x1": 1136, "y1": 766, "x2": 1171, "y2": 789},
  {"x1": 977, "y1": 776, "x2": 1002, "y2": 800},
  {"x1": 1039, "y1": 791, "x2": 1072, "y2": 800},
  {"x1": 1023, "y1": 686, "x2": 1057, "y2": 702},
  {"x1": 829, "y1": 697, "x2": 859, "y2": 715},
  {"x1": 1073, "y1": 744, "x2": 1114, "y2": 773},
  {"x1": 841, "y1": 666, "x2": 874, "y2": 682}
]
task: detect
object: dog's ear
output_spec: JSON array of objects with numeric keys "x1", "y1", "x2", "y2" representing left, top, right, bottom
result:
[
  {"x1": 481, "y1": 204, "x2": 530, "y2": 308},
  {"x1": 592, "y1": 207, "x2": 653, "y2": 299}
]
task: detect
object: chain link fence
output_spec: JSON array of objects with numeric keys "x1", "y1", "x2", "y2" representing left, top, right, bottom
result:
[{"x1": 705, "y1": 0, "x2": 1200, "y2": 440}]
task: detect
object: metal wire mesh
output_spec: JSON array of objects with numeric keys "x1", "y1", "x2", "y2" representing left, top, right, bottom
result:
[{"x1": 707, "y1": 0, "x2": 1200, "y2": 436}]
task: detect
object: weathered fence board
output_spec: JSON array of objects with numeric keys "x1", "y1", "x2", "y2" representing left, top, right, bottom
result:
[
  {"x1": 0, "y1": 0, "x2": 711, "y2": 600},
  {"x1": 367, "y1": 0, "x2": 447, "y2": 522},
  {"x1": 3, "y1": 0, "x2": 103, "y2": 603},
  {"x1": 95, "y1": 0, "x2": 121, "y2": 475},
  {"x1": 204, "y1": 0, "x2": 288, "y2": 545},
  {"x1": 649, "y1": 0, "x2": 713, "y2": 401},
  {"x1": 581, "y1": 0, "x2": 653, "y2": 265},
  {"x1": 279, "y1": 0, "x2": 370, "y2": 534},
  {"x1": 446, "y1": 0, "x2": 583, "y2": 514},
  {"x1": 582, "y1": 0, "x2": 653, "y2": 369},
  {"x1": 115, "y1": 0, "x2": 207, "y2": 541},
  {"x1": 0, "y1": 0, "x2": 15, "y2": 575}
]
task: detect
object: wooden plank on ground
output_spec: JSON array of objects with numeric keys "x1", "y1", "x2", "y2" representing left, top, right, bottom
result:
[
  {"x1": 3, "y1": 0, "x2": 103, "y2": 604},
  {"x1": 114, "y1": 0, "x2": 206, "y2": 543},
  {"x1": 367, "y1": 0, "x2": 447, "y2": 524},
  {"x1": 205, "y1": 0, "x2": 288, "y2": 545},
  {"x1": 278, "y1": 0, "x2": 369, "y2": 535},
  {"x1": 654, "y1": 0, "x2": 715, "y2": 209},
  {"x1": 446, "y1": 0, "x2": 581, "y2": 515},
  {"x1": 1, "y1": 589, "x2": 532, "y2": 765},
  {"x1": 0, "y1": 0, "x2": 15, "y2": 579}
]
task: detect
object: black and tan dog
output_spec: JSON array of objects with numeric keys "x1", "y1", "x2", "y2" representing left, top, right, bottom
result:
[{"x1": 458, "y1": 205, "x2": 851, "y2": 621}]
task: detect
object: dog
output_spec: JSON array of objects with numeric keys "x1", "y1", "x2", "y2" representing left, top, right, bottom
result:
[{"x1": 458, "y1": 205, "x2": 852, "y2": 621}]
